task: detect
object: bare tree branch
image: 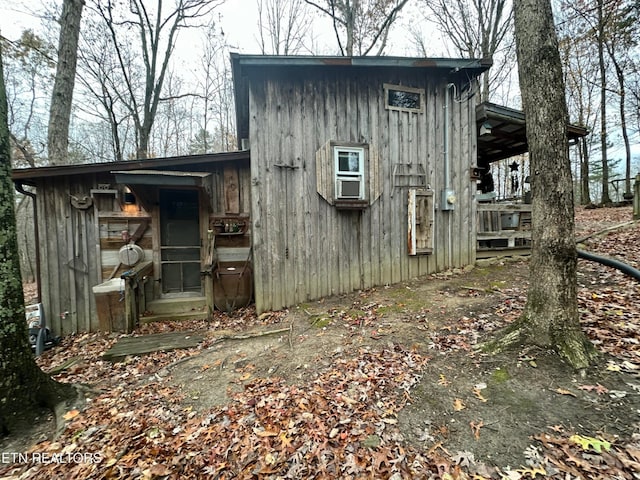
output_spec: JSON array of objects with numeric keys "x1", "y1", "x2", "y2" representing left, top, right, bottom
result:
[{"x1": 304, "y1": 0, "x2": 411, "y2": 55}]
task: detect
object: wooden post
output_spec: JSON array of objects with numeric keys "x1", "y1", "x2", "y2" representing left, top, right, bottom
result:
[
  {"x1": 121, "y1": 261, "x2": 153, "y2": 333},
  {"x1": 634, "y1": 174, "x2": 640, "y2": 220},
  {"x1": 123, "y1": 279, "x2": 136, "y2": 333},
  {"x1": 203, "y1": 230, "x2": 216, "y2": 318}
]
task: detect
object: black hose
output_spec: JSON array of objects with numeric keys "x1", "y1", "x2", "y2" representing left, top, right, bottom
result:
[{"x1": 577, "y1": 249, "x2": 640, "y2": 281}]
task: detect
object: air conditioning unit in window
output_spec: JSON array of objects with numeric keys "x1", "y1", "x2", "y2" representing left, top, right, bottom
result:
[{"x1": 336, "y1": 178, "x2": 362, "y2": 199}]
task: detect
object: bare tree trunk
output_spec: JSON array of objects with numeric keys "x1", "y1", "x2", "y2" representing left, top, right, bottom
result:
[
  {"x1": 597, "y1": 0, "x2": 611, "y2": 204},
  {"x1": 611, "y1": 59, "x2": 632, "y2": 198},
  {"x1": 484, "y1": 0, "x2": 597, "y2": 369},
  {"x1": 96, "y1": 0, "x2": 222, "y2": 160},
  {"x1": 420, "y1": 0, "x2": 513, "y2": 103},
  {"x1": 0, "y1": 52, "x2": 76, "y2": 435},
  {"x1": 257, "y1": 0, "x2": 313, "y2": 55},
  {"x1": 304, "y1": 0, "x2": 409, "y2": 56},
  {"x1": 47, "y1": 0, "x2": 85, "y2": 165},
  {"x1": 580, "y1": 136, "x2": 592, "y2": 205}
]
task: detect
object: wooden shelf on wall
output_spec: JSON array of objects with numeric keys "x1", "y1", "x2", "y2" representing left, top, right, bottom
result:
[
  {"x1": 98, "y1": 212, "x2": 152, "y2": 219},
  {"x1": 210, "y1": 214, "x2": 250, "y2": 236}
]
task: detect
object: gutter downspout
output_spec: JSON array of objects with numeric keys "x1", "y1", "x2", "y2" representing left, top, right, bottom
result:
[
  {"x1": 15, "y1": 180, "x2": 41, "y2": 302},
  {"x1": 442, "y1": 83, "x2": 456, "y2": 210},
  {"x1": 443, "y1": 84, "x2": 450, "y2": 198},
  {"x1": 443, "y1": 84, "x2": 457, "y2": 267}
]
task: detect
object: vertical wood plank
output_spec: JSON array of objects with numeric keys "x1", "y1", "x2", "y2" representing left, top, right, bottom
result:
[
  {"x1": 223, "y1": 166, "x2": 240, "y2": 214},
  {"x1": 250, "y1": 79, "x2": 268, "y2": 311},
  {"x1": 247, "y1": 67, "x2": 477, "y2": 313}
]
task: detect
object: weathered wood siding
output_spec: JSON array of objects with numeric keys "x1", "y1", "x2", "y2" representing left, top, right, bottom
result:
[
  {"x1": 37, "y1": 174, "x2": 106, "y2": 335},
  {"x1": 34, "y1": 160, "x2": 251, "y2": 334},
  {"x1": 249, "y1": 68, "x2": 478, "y2": 313}
]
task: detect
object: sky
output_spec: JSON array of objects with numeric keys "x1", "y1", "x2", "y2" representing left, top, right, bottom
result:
[
  {"x1": 0, "y1": 0, "x2": 430, "y2": 55},
  {"x1": 0, "y1": 0, "x2": 263, "y2": 50},
  {"x1": 0, "y1": 0, "x2": 636, "y2": 165}
]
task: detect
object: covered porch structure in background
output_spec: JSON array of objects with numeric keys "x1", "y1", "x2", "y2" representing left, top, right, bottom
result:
[{"x1": 474, "y1": 102, "x2": 589, "y2": 258}]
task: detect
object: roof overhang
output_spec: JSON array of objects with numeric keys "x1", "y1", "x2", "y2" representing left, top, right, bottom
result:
[
  {"x1": 12, "y1": 150, "x2": 250, "y2": 182},
  {"x1": 112, "y1": 170, "x2": 214, "y2": 212},
  {"x1": 230, "y1": 54, "x2": 492, "y2": 71},
  {"x1": 112, "y1": 170, "x2": 211, "y2": 187},
  {"x1": 476, "y1": 102, "x2": 589, "y2": 165}
]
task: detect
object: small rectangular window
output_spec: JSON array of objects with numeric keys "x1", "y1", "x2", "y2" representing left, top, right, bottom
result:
[
  {"x1": 384, "y1": 83, "x2": 425, "y2": 113},
  {"x1": 334, "y1": 146, "x2": 364, "y2": 200},
  {"x1": 337, "y1": 150, "x2": 362, "y2": 173}
]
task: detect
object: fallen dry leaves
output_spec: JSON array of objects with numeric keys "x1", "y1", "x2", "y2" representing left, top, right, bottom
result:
[
  {"x1": 2, "y1": 205, "x2": 640, "y2": 480},
  {"x1": 2, "y1": 345, "x2": 439, "y2": 479}
]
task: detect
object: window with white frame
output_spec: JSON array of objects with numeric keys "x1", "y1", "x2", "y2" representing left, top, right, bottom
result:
[{"x1": 334, "y1": 146, "x2": 365, "y2": 200}]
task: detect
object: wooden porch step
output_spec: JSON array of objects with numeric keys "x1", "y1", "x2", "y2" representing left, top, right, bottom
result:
[
  {"x1": 140, "y1": 296, "x2": 209, "y2": 324},
  {"x1": 102, "y1": 331, "x2": 205, "y2": 362},
  {"x1": 146, "y1": 296, "x2": 207, "y2": 315},
  {"x1": 140, "y1": 310, "x2": 210, "y2": 324}
]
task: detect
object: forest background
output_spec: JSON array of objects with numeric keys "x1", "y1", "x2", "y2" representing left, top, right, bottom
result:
[{"x1": 0, "y1": 0, "x2": 638, "y2": 281}]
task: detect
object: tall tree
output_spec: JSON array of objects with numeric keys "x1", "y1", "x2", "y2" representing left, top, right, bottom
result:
[
  {"x1": 93, "y1": 0, "x2": 224, "y2": 159},
  {"x1": 303, "y1": 0, "x2": 410, "y2": 56},
  {"x1": 47, "y1": 0, "x2": 85, "y2": 165},
  {"x1": 0, "y1": 50, "x2": 76, "y2": 436},
  {"x1": 418, "y1": 0, "x2": 514, "y2": 102},
  {"x1": 190, "y1": 21, "x2": 235, "y2": 153},
  {"x1": 557, "y1": 3, "x2": 599, "y2": 205},
  {"x1": 601, "y1": 1, "x2": 638, "y2": 199},
  {"x1": 257, "y1": 0, "x2": 314, "y2": 55},
  {"x1": 485, "y1": 0, "x2": 597, "y2": 368},
  {"x1": 3, "y1": 30, "x2": 56, "y2": 167},
  {"x1": 558, "y1": 0, "x2": 639, "y2": 204},
  {"x1": 596, "y1": 0, "x2": 612, "y2": 204},
  {"x1": 77, "y1": 16, "x2": 130, "y2": 162}
]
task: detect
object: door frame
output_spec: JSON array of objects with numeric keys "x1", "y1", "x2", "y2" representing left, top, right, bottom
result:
[{"x1": 152, "y1": 186, "x2": 209, "y2": 299}]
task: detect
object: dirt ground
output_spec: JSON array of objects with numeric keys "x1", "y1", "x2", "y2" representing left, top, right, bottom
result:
[
  {"x1": 165, "y1": 258, "x2": 640, "y2": 470},
  {"x1": 3, "y1": 207, "x2": 640, "y2": 477}
]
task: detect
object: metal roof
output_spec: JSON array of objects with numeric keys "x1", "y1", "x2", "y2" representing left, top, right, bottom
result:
[
  {"x1": 230, "y1": 54, "x2": 493, "y2": 71},
  {"x1": 12, "y1": 150, "x2": 250, "y2": 181},
  {"x1": 476, "y1": 102, "x2": 589, "y2": 164}
]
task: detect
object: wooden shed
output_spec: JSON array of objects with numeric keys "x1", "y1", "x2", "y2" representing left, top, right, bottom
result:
[
  {"x1": 13, "y1": 54, "x2": 497, "y2": 334},
  {"x1": 231, "y1": 54, "x2": 491, "y2": 313},
  {"x1": 13, "y1": 152, "x2": 252, "y2": 335}
]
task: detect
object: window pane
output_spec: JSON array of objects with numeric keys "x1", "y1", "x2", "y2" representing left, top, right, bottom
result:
[
  {"x1": 388, "y1": 89, "x2": 421, "y2": 110},
  {"x1": 338, "y1": 151, "x2": 361, "y2": 172}
]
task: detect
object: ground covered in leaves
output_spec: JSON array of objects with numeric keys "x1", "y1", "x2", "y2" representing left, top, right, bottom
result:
[{"x1": 1, "y1": 206, "x2": 639, "y2": 479}]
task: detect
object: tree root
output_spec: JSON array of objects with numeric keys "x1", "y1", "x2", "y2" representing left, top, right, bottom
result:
[
  {"x1": 554, "y1": 335, "x2": 599, "y2": 371},
  {"x1": 478, "y1": 322, "x2": 524, "y2": 355},
  {"x1": 479, "y1": 321, "x2": 598, "y2": 370}
]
